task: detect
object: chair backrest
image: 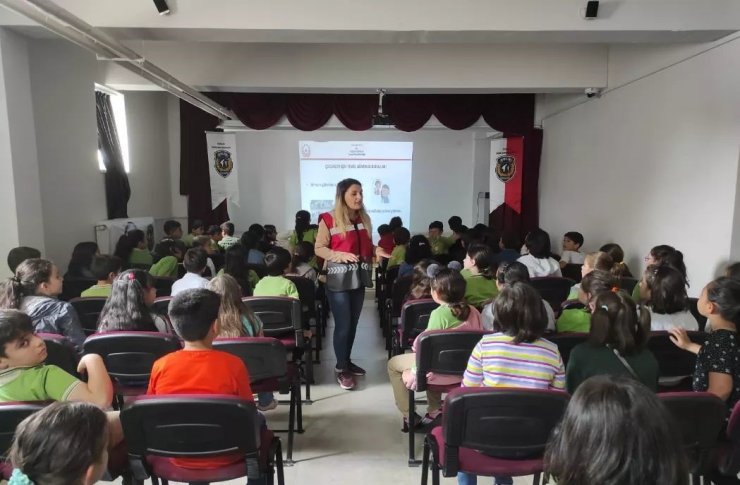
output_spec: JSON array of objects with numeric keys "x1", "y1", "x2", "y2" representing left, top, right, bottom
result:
[
  {"x1": 38, "y1": 333, "x2": 80, "y2": 376},
  {"x1": 151, "y1": 296, "x2": 172, "y2": 317},
  {"x1": 241, "y1": 297, "x2": 302, "y2": 339},
  {"x1": 60, "y1": 278, "x2": 97, "y2": 301},
  {"x1": 121, "y1": 395, "x2": 260, "y2": 467},
  {"x1": 153, "y1": 277, "x2": 175, "y2": 297},
  {"x1": 69, "y1": 297, "x2": 108, "y2": 335},
  {"x1": 83, "y1": 332, "x2": 181, "y2": 382},
  {"x1": 415, "y1": 331, "x2": 488, "y2": 391},
  {"x1": 245, "y1": 263, "x2": 267, "y2": 279},
  {"x1": 213, "y1": 337, "x2": 288, "y2": 382},
  {"x1": 560, "y1": 300, "x2": 585, "y2": 312},
  {"x1": 530, "y1": 277, "x2": 575, "y2": 310},
  {"x1": 561, "y1": 264, "x2": 583, "y2": 283},
  {"x1": 547, "y1": 332, "x2": 589, "y2": 365},
  {"x1": 390, "y1": 275, "x2": 413, "y2": 317},
  {"x1": 0, "y1": 402, "x2": 48, "y2": 460},
  {"x1": 400, "y1": 299, "x2": 439, "y2": 344},
  {"x1": 647, "y1": 331, "x2": 705, "y2": 379},
  {"x1": 687, "y1": 298, "x2": 708, "y2": 332},
  {"x1": 384, "y1": 266, "x2": 400, "y2": 293},
  {"x1": 721, "y1": 401, "x2": 740, "y2": 474},
  {"x1": 659, "y1": 392, "x2": 727, "y2": 474},
  {"x1": 284, "y1": 276, "x2": 317, "y2": 322},
  {"x1": 619, "y1": 277, "x2": 639, "y2": 295},
  {"x1": 443, "y1": 387, "x2": 570, "y2": 465}
]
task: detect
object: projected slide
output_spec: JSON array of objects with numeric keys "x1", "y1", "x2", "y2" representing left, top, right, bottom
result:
[{"x1": 299, "y1": 141, "x2": 413, "y2": 229}]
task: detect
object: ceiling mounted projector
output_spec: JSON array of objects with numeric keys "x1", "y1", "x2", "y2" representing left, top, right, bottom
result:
[{"x1": 372, "y1": 89, "x2": 394, "y2": 127}]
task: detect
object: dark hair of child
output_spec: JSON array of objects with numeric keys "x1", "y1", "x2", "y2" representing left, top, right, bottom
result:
[
  {"x1": 564, "y1": 231, "x2": 584, "y2": 248},
  {"x1": 0, "y1": 259, "x2": 55, "y2": 310},
  {"x1": 7, "y1": 247, "x2": 41, "y2": 274},
  {"x1": 97, "y1": 269, "x2": 157, "y2": 332},
  {"x1": 114, "y1": 229, "x2": 146, "y2": 265},
  {"x1": 264, "y1": 247, "x2": 292, "y2": 277},
  {"x1": 183, "y1": 248, "x2": 208, "y2": 274},
  {"x1": 0, "y1": 309, "x2": 34, "y2": 357},
  {"x1": 496, "y1": 261, "x2": 531, "y2": 285},
  {"x1": 466, "y1": 243, "x2": 496, "y2": 279},
  {"x1": 599, "y1": 243, "x2": 633, "y2": 278},
  {"x1": 389, "y1": 216, "x2": 403, "y2": 231},
  {"x1": 430, "y1": 268, "x2": 470, "y2": 321},
  {"x1": 168, "y1": 288, "x2": 221, "y2": 341},
  {"x1": 650, "y1": 245, "x2": 688, "y2": 285},
  {"x1": 493, "y1": 281, "x2": 547, "y2": 344},
  {"x1": 10, "y1": 401, "x2": 109, "y2": 485},
  {"x1": 407, "y1": 259, "x2": 435, "y2": 301},
  {"x1": 393, "y1": 227, "x2": 411, "y2": 246},
  {"x1": 545, "y1": 375, "x2": 688, "y2": 485},
  {"x1": 221, "y1": 222, "x2": 235, "y2": 237},
  {"x1": 405, "y1": 235, "x2": 433, "y2": 265},
  {"x1": 66, "y1": 242, "x2": 99, "y2": 278},
  {"x1": 163, "y1": 220, "x2": 182, "y2": 236},
  {"x1": 589, "y1": 291, "x2": 651, "y2": 355},
  {"x1": 643, "y1": 264, "x2": 689, "y2": 314},
  {"x1": 90, "y1": 255, "x2": 123, "y2": 281},
  {"x1": 524, "y1": 229, "x2": 552, "y2": 259},
  {"x1": 428, "y1": 221, "x2": 444, "y2": 232}
]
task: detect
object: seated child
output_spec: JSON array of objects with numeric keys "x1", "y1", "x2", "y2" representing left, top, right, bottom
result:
[
  {"x1": 114, "y1": 229, "x2": 152, "y2": 269},
  {"x1": 517, "y1": 229, "x2": 562, "y2": 278},
  {"x1": 670, "y1": 277, "x2": 740, "y2": 412},
  {"x1": 567, "y1": 251, "x2": 614, "y2": 300},
  {"x1": 482, "y1": 261, "x2": 555, "y2": 331},
  {"x1": 218, "y1": 221, "x2": 240, "y2": 250},
  {"x1": 493, "y1": 231, "x2": 520, "y2": 265},
  {"x1": 171, "y1": 248, "x2": 210, "y2": 296},
  {"x1": 162, "y1": 220, "x2": 183, "y2": 241},
  {"x1": 635, "y1": 244, "x2": 687, "y2": 301},
  {"x1": 194, "y1": 235, "x2": 218, "y2": 276},
  {"x1": 388, "y1": 227, "x2": 411, "y2": 269},
  {"x1": 462, "y1": 244, "x2": 498, "y2": 309},
  {"x1": 220, "y1": 245, "x2": 257, "y2": 295},
  {"x1": 81, "y1": 255, "x2": 123, "y2": 298},
  {"x1": 253, "y1": 247, "x2": 299, "y2": 300},
  {"x1": 9, "y1": 401, "x2": 110, "y2": 485},
  {"x1": 428, "y1": 221, "x2": 452, "y2": 256},
  {"x1": 98, "y1": 270, "x2": 169, "y2": 333},
  {"x1": 181, "y1": 219, "x2": 204, "y2": 248},
  {"x1": 559, "y1": 231, "x2": 585, "y2": 268},
  {"x1": 459, "y1": 281, "x2": 565, "y2": 485},
  {"x1": 207, "y1": 224, "x2": 223, "y2": 252},
  {"x1": 726, "y1": 262, "x2": 740, "y2": 281},
  {"x1": 399, "y1": 235, "x2": 433, "y2": 278},
  {"x1": 404, "y1": 259, "x2": 435, "y2": 303},
  {"x1": 599, "y1": 242, "x2": 633, "y2": 278},
  {"x1": 556, "y1": 270, "x2": 617, "y2": 333},
  {"x1": 147, "y1": 288, "x2": 261, "y2": 471},
  {"x1": 377, "y1": 224, "x2": 395, "y2": 256},
  {"x1": 388, "y1": 266, "x2": 483, "y2": 430},
  {"x1": 208, "y1": 274, "x2": 276, "y2": 411},
  {"x1": 7, "y1": 246, "x2": 41, "y2": 274},
  {"x1": 287, "y1": 241, "x2": 318, "y2": 286},
  {"x1": 0, "y1": 259, "x2": 86, "y2": 350},
  {"x1": 149, "y1": 240, "x2": 185, "y2": 278},
  {"x1": 640, "y1": 264, "x2": 698, "y2": 331}
]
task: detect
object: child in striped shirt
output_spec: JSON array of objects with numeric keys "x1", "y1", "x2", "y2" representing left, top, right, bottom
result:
[{"x1": 459, "y1": 281, "x2": 565, "y2": 485}]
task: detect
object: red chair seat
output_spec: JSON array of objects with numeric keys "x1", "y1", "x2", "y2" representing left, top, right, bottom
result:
[
  {"x1": 114, "y1": 383, "x2": 148, "y2": 396},
  {"x1": 430, "y1": 426, "x2": 544, "y2": 477},
  {"x1": 278, "y1": 336, "x2": 296, "y2": 349}
]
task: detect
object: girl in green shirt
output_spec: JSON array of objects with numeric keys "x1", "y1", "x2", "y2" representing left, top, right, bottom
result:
[
  {"x1": 114, "y1": 229, "x2": 153, "y2": 269},
  {"x1": 427, "y1": 266, "x2": 472, "y2": 330},
  {"x1": 462, "y1": 243, "x2": 498, "y2": 309},
  {"x1": 556, "y1": 270, "x2": 618, "y2": 333}
]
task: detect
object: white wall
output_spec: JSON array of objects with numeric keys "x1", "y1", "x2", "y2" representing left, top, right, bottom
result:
[
  {"x1": 223, "y1": 127, "x2": 486, "y2": 234},
  {"x1": 540, "y1": 36, "x2": 740, "y2": 295}
]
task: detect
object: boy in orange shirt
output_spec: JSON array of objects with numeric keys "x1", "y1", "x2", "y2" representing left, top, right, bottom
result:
[{"x1": 147, "y1": 288, "x2": 264, "y2": 477}]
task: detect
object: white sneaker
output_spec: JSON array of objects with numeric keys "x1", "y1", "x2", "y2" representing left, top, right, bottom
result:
[{"x1": 256, "y1": 399, "x2": 279, "y2": 411}]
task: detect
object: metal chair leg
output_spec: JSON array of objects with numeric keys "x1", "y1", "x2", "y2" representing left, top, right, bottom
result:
[
  {"x1": 421, "y1": 437, "x2": 430, "y2": 485},
  {"x1": 408, "y1": 388, "x2": 421, "y2": 466}
]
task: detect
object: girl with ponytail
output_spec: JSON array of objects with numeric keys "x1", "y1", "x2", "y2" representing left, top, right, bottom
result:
[
  {"x1": 462, "y1": 243, "x2": 498, "y2": 309},
  {"x1": 97, "y1": 269, "x2": 169, "y2": 333},
  {"x1": 114, "y1": 229, "x2": 152, "y2": 268}
]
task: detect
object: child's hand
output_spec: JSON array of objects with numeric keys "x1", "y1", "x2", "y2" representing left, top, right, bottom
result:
[
  {"x1": 77, "y1": 353, "x2": 104, "y2": 375},
  {"x1": 402, "y1": 369, "x2": 417, "y2": 390},
  {"x1": 668, "y1": 327, "x2": 695, "y2": 351}
]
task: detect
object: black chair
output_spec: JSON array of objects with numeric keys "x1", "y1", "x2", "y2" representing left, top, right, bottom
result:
[
  {"x1": 547, "y1": 332, "x2": 588, "y2": 366},
  {"x1": 688, "y1": 298, "x2": 708, "y2": 332},
  {"x1": 38, "y1": 333, "x2": 80, "y2": 377},
  {"x1": 423, "y1": 387, "x2": 570, "y2": 485},
  {"x1": 153, "y1": 277, "x2": 175, "y2": 297},
  {"x1": 561, "y1": 263, "x2": 583, "y2": 283},
  {"x1": 83, "y1": 332, "x2": 182, "y2": 408},
  {"x1": 242, "y1": 297, "x2": 312, "y2": 401},
  {"x1": 384, "y1": 275, "x2": 413, "y2": 343},
  {"x1": 560, "y1": 299, "x2": 585, "y2": 312},
  {"x1": 408, "y1": 330, "x2": 489, "y2": 466},
  {"x1": 380, "y1": 266, "x2": 401, "y2": 317},
  {"x1": 151, "y1": 296, "x2": 172, "y2": 317},
  {"x1": 285, "y1": 275, "x2": 323, "y2": 363},
  {"x1": 214, "y1": 337, "x2": 302, "y2": 465},
  {"x1": 647, "y1": 331, "x2": 705, "y2": 389},
  {"x1": 59, "y1": 277, "x2": 97, "y2": 301},
  {"x1": 659, "y1": 392, "x2": 726, "y2": 483},
  {"x1": 718, "y1": 401, "x2": 740, "y2": 477},
  {"x1": 69, "y1": 297, "x2": 107, "y2": 335},
  {"x1": 391, "y1": 299, "x2": 439, "y2": 359},
  {"x1": 0, "y1": 402, "x2": 48, "y2": 479},
  {"x1": 619, "y1": 277, "x2": 639, "y2": 295},
  {"x1": 530, "y1": 277, "x2": 575, "y2": 312},
  {"x1": 120, "y1": 395, "x2": 284, "y2": 485}
]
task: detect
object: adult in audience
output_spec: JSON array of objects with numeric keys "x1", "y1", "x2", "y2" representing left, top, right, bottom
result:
[
  {"x1": 670, "y1": 277, "x2": 740, "y2": 411},
  {"x1": 557, "y1": 270, "x2": 618, "y2": 333},
  {"x1": 399, "y1": 235, "x2": 434, "y2": 278},
  {"x1": 633, "y1": 244, "x2": 687, "y2": 300},
  {"x1": 640, "y1": 264, "x2": 698, "y2": 331},
  {"x1": 289, "y1": 210, "x2": 318, "y2": 250},
  {"x1": 171, "y1": 248, "x2": 209, "y2": 297},
  {"x1": 0, "y1": 259, "x2": 86, "y2": 350},
  {"x1": 545, "y1": 375, "x2": 688, "y2": 485},
  {"x1": 599, "y1": 242, "x2": 633, "y2": 278},
  {"x1": 566, "y1": 291, "x2": 657, "y2": 393},
  {"x1": 97, "y1": 269, "x2": 169, "y2": 333},
  {"x1": 114, "y1": 229, "x2": 152, "y2": 269},
  {"x1": 65, "y1": 242, "x2": 99, "y2": 279},
  {"x1": 517, "y1": 229, "x2": 562, "y2": 278},
  {"x1": 315, "y1": 178, "x2": 389, "y2": 390},
  {"x1": 81, "y1": 255, "x2": 123, "y2": 298},
  {"x1": 218, "y1": 221, "x2": 240, "y2": 250},
  {"x1": 7, "y1": 246, "x2": 41, "y2": 274}
]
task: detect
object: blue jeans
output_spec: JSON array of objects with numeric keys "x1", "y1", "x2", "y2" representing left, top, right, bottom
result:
[
  {"x1": 457, "y1": 473, "x2": 513, "y2": 485},
  {"x1": 257, "y1": 392, "x2": 275, "y2": 407},
  {"x1": 326, "y1": 287, "x2": 365, "y2": 370}
]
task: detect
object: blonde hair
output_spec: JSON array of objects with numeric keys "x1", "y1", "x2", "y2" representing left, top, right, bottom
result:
[
  {"x1": 584, "y1": 251, "x2": 614, "y2": 272},
  {"x1": 332, "y1": 178, "x2": 372, "y2": 236},
  {"x1": 207, "y1": 274, "x2": 259, "y2": 338}
]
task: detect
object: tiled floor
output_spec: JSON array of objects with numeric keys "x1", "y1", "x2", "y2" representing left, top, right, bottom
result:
[{"x1": 108, "y1": 297, "x2": 539, "y2": 485}]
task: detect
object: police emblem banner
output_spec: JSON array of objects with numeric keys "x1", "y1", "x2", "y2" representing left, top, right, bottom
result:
[
  {"x1": 489, "y1": 136, "x2": 524, "y2": 215},
  {"x1": 206, "y1": 132, "x2": 240, "y2": 209}
]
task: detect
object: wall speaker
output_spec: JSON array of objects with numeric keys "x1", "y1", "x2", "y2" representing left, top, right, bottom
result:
[
  {"x1": 584, "y1": 1, "x2": 599, "y2": 19},
  {"x1": 153, "y1": 0, "x2": 170, "y2": 15}
]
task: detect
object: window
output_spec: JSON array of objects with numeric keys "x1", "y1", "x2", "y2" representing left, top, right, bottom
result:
[{"x1": 95, "y1": 85, "x2": 130, "y2": 173}]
